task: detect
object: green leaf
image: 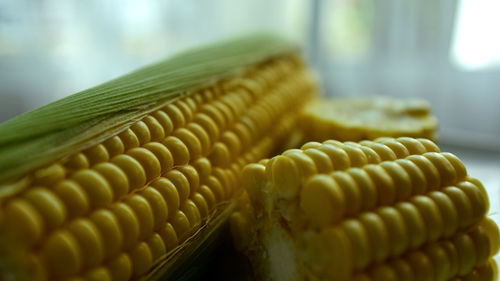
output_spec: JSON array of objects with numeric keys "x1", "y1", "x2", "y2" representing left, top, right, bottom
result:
[{"x1": 0, "y1": 33, "x2": 297, "y2": 185}]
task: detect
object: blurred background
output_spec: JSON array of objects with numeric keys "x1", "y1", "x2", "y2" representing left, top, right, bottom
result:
[
  {"x1": 1, "y1": 0, "x2": 499, "y2": 149},
  {"x1": 1, "y1": 0, "x2": 499, "y2": 265}
]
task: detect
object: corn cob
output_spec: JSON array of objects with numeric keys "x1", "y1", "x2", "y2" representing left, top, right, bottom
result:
[
  {"x1": 447, "y1": 259, "x2": 497, "y2": 281},
  {"x1": 299, "y1": 98, "x2": 437, "y2": 143},
  {"x1": 351, "y1": 218, "x2": 498, "y2": 281},
  {"x1": 0, "y1": 35, "x2": 318, "y2": 281},
  {"x1": 231, "y1": 137, "x2": 498, "y2": 281}
]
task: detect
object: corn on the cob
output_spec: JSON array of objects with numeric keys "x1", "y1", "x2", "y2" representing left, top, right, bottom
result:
[
  {"x1": 0, "y1": 35, "x2": 318, "y2": 281},
  {"x1": 299, "y1": 98, "x2": 438, "y2": 143},
  {"x1": 231, "y1": 137, "x2": 498, "y2": 281}
]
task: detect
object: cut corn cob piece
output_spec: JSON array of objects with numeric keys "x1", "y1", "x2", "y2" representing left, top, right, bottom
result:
[
  {"x1": 352, "y1": 218, "x2": 499, "y2": 281},
  {"x1": 0, "y1": 35, "x2": 318, "y2": 281},
  {"x1": 231, "y1": 137, "x2": 498, "y2": 281},
  {"x1": 448, "y1": 259, "x2": 497, "y2": 281},
  {"x1": 299, "y1": 97, "x2": 438, "y2": 143}
]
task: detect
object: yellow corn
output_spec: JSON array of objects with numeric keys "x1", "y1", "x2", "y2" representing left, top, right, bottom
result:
[
  {"x1": 231, "y1": 137, "x2": 498, "y2": 281},
  {"x1": 0, "y1": 53, "x2": 318, "y2": 281},
  {"x1": 299, "y1": 97, "x2": 438, "y2": 143},
  {"x1": 351, "y1": 218, "x2": 498, "y2": 281},
  {"x1": 447, "y1": 259, "x2": 497, "y2": 281}
]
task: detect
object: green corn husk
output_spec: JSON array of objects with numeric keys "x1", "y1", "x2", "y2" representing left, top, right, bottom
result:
[{"x1": 0, "y1": 33, "x2": 296, "y2": 190}]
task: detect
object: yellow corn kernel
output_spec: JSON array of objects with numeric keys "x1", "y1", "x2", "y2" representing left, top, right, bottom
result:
[
  {"x1": 395, "y1": 137, "x2": 427, "y2": 155},
  {"x1": 125, "y1": 194, "x2": 155, "y2": 241},
  {"x1": 3, "y1": 199, "x2": 44, "y2": 247},
  {"x1": 303, "y1": 148, "x2": 334, "y2": 173},
  {"x1": 193, "y1": 113, "x2": 220, "y2": 142},
  {"x1": 212, "y1": 101, "x2": 235, "y2": 128},
  {"x1": 341, "y1": 219, "x2": 371, "y2": 269},
  {"x1": 191, "y1": 157, "x2": 212, "y2": 181},
  {"x1": 198, "y1": 185, "x2": 216, "y2": 210},
  {"x1": 72, "y1": 170, "x2": 113, "y2": 209},
  {"x1": 67, "y1": 218, "x2": 104, "y2": 268},
  {"x1": 380, "y1": 161, "x2": 412, "y2": 201},
  {"x1": 186, "y1": 123, "x2": 211, "y2": 156},
  {"x1": 407, "y1": 154, "x2": 441, "y2": 190},
  {"x1": 163, "y1": 104, "x2": 185, "y2": 129},
  {"x1": 147, "y1": 233, "x2": 166, "y2": 261},
  {"x1": 106, "y1": 253, "x2": 132, "y2": 281},
  {"x1": 126, "y1": 147, "x2": 162, "y2": 182},
  {"x1": 206, "y1": 176, "x2": 225, "y2": 202},
  {"x1": 84, "y1": 144, "x2": 110, "y2": 166},
  {"x1": 163, "y1": 136, "x2": 190, "y2": 166},
  {"x1": 32, "y1": 164, "x2": 66, "y2": 186},
  {"x1": 192, "y1": 192, "x2": 209, "y2": 219},
  {"x1": 359, "y1": 212, "x2": 390, "y2": 262},
  {"x1": 221, "y1": 131, "x2": 241, "y2": 158},
  {"x1": 407, "y1": 251, "x2": 435, "y2": 281},
  {"x1": 170, "y1": 210, "x2": 191, "y2": 241},
  {"x1": 428, "y1": 191, "x2": 459, "y2": 237},
  {"x1": 330, "y1": 171, "x2": 362, "y2": 216},
  {"x1": 411, "y1": 195, "x2": 444, "y2": 242},
  {"x1": 118, "y1": 129, "x2": 140, "y2": 151},
  {"x1": 110, "y1": 202, "x2": 140, "y2": 251},
  {"x1": 176, "y1": 100, "x2": 194, "y2": 122},
  {"x1": 142, "y1": 115, "x2": 165, "y2": 142},
  {"x1": 181, "y1": 199, "x2": 202, "y2": 228},
  {"x1": 346, "y1": 168, "x2": 378, "y2": 211},
  {"x1": 92, "y1": 162, "x2": 129, "y2": 200},
  {"x1": 41, "y1": 230, "x2": 82, "y2": 277},
  {"x1": 64, "y1": 153, "x2": 90, "y2": 171},
  {"x1": 84, "y1": 267, "x2": 112, "y2": 281},
  {"x1": 139, "y1": 187, "x2": 169, "y2": 230},
  {"x1": 220, "y1": 167, "x2": 238, "y2": 195},
  {"x1": 370, "y1": 264, "x2": 398, "y2": 281},
  {"x1": 338, "y1": 144, "x2": 369, "y2": 167},
  {"x1": 109, "y1": 160, "x2": 143, "y2": 196},
  {"x1": 177, "y1": 165, "x2": 200, "y2": 194},
  {"x1": 425, "y1": 243, "x2": 451, "y2": 281},
  {"x1": 151, "y1": 110, "x2": 174, "y2": 136},
  {"x1": 52, "y1": 180, "x2": 89, "y2": 218},
  {"x1": 269, "y1": 155, "x2": 301, "y2": 199},
  {"x1": 317, "y1": 226, "x2": 353, "y2": 281},
  {"x1": 299, "y1": 175, "x2": 346, "y2": 227},
  {"x1": 363, "y1": 164, "x2": 396, "y2": 206},
  {"x1": 130, "y1": 242, "x2": 153, "y2": 278},
  {"x1": 395, "y1": 202, "x2": 427, "y2": 249},
  {"x1": 442, "y1": 186, "x2": 475, "y2": 229},
  {"x1": 360, "y1": 141, "x2": 398, "y2": 161},
  {"x1": 208, "y1": 142, "x2": 231, "y2": 167},
  {"x1": 376, "y1": 138, "x2": 410, "y2": 159},
  {"x1": 90, "y1": 209, "x2": 123, "y2": 259},
  {"x1": 200, "y1": 103, "x2": 225, "y2": 130},
  {"x1": 165, "y1": 170, "x2": 190, "y2": 203},
  {"x1": 174, "y1": 128, "x2": 202, "y2": 160},
  {"x1": 394, "y1": 158, "x2": 427, "y2": 196},
  {"x1": 232, "y1": 138, "x2": 497, "y2": 281},
  {"x1": 102, "y1": 136, "x2": 125, "y2": 158},
  {"x1": 23, "y1": 187, "x2": 66, "y2": 231},
  {"x1": 316, "y1": 144, "x2": 351, "y2": 169},
  {"x1": 157, "y1": 223, "x2": 178, "y2": 252},
  {"x1": 150, "y1": 178, "x2": 180, "y2": 217}
]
